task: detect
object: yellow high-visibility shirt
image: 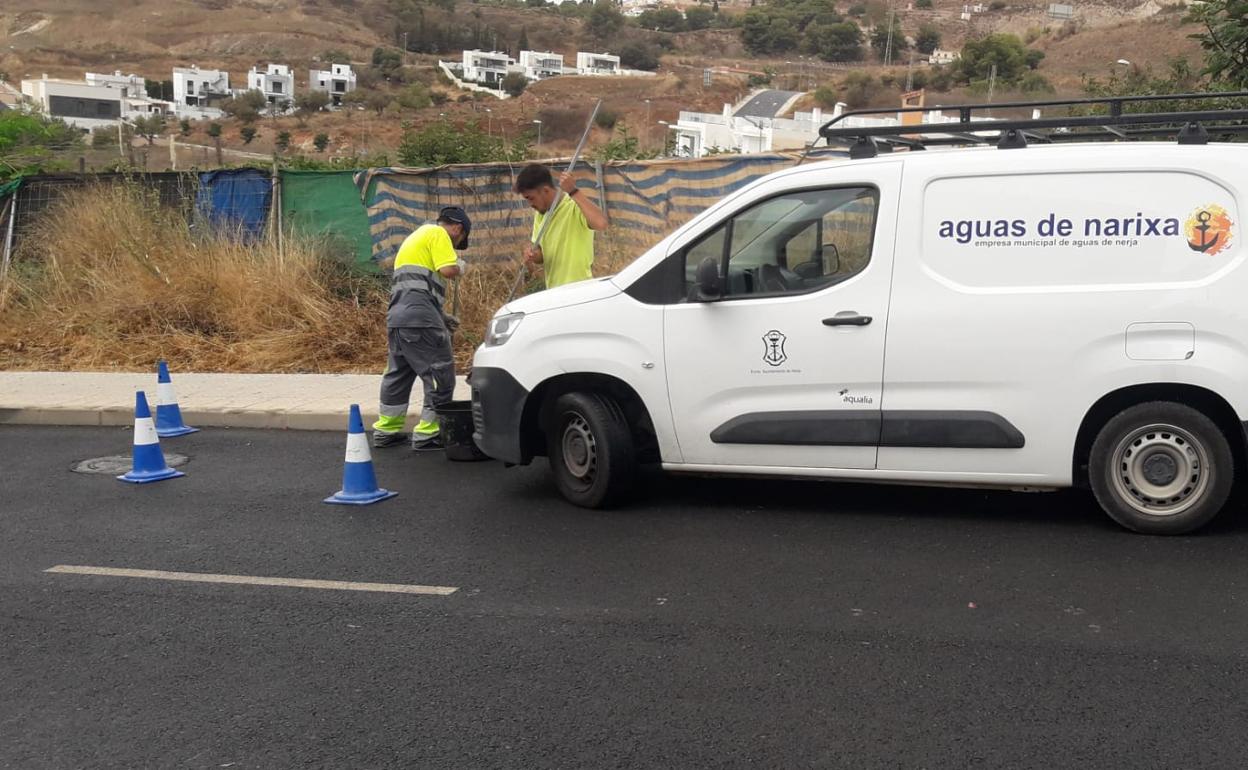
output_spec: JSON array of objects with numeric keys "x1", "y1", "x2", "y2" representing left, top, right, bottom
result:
[
  {"x1": 396, "y1": 223, "x2": 459, "y2": 272},
  {"x1": 533, "y1": 195, "x2": 594, "y2": 289}
]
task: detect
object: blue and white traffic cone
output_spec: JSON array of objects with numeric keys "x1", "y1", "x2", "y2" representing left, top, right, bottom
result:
[
  {"x1": 324, "y1": 404, "x2": 398, "y2": 505},
  {"x1": 118, "y1": 391, "x2": 186, "y2": 484},
  {"x1": 155, "y1": 360, "x2": 198, "y2": 437}
]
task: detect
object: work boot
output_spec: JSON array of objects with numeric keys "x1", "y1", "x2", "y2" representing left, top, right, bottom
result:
[
  {"x1": 372, "y1": 431, "x2": 408, "y2": 449},
  {"x1": 411, "y1": 434, "x2": 444, "y2": 452}
]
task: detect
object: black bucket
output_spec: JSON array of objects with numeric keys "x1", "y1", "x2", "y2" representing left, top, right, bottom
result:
[{"x1": 435, "y1": 400, "x2": 490, "y2": 462}]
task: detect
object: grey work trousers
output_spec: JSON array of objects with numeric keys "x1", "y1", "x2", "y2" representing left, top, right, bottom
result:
[{"x1": 375, "y1": 326, "x2": 455, "y2": 435}]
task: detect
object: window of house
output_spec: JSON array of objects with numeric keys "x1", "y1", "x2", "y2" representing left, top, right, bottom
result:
[{"x1": 680, "y1": 186, "x2": 879, "y2": 300}]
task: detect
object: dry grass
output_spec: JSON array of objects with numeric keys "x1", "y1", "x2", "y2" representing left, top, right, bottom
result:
[{"x1": 0, "y1": 184, "x2": 642, "y2": 373}]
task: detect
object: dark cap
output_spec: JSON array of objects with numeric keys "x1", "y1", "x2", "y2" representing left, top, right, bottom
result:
[{"x1": 439, "y1": 206, "x2": 472, "y2": 249}]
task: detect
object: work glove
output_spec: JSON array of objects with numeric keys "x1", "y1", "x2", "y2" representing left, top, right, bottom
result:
[
  {"x1": 456, "y1": 256, "x2": 469, "y2": 275},
  {"x1": 443, "y1": 313, "x2": 461, "y2": 333}
]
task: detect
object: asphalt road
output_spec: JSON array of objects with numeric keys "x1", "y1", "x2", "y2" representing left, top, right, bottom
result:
[
  {"x1": 735, "y1": 90, "x2": 804, "y2": 120},
  {"x1": 5, "y1": 425, "x2": 1248, "y2": 768}
]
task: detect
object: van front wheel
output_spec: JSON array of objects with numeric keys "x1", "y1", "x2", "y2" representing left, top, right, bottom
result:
[
  {"x1": 1089, "y1": 402, "x2": 1234, "y2": 534},
  {"x1": 548, "y1": 392, "x2": 636, "y2": 508}
]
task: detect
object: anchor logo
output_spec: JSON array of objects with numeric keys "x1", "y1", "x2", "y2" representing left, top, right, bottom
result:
[
  {"x1": 1185, "y1": 205, "x2": 1233, "y2": 256},
  {"x1": 762, "y1": 330, "x2": 787, "y2": 367}
]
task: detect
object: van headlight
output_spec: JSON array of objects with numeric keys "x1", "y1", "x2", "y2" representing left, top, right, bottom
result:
[{"x1": 485, "y1": 312, "x2": 524, "y2": 347}]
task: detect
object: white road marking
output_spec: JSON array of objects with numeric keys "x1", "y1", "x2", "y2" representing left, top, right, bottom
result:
[{"x1": 45, "y1": 565, "x2": 457, "y2": 596}]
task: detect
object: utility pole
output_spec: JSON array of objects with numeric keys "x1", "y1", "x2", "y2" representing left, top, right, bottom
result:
[
  {"x1": 117, "y1": 118, "x2": 126, "y2": 160},
  {"x1": 884, "y1": 0, "x2": 896, "y2": 65},
  {"x1": 905, "y1": 50, "x2": 915, "y2": 91},
  {"x1": 987, "y1": 63, "x2": 997, "y2": 103},
  {"x1": 169, "y1": 132, "x2": 177, "y2": 170},
  {"x1": 403, "y1": 32, "x2": 409, "y2": 65}
]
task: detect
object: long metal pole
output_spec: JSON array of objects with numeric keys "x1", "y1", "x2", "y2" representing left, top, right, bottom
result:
[
  {"x1": 508, "y1": 99, "x2": 602, "y2": 301},
  {"x1": 1, "y1": 193, "x2": 17, "y2": 285}
]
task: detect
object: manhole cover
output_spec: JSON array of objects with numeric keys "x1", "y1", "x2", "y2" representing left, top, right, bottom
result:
[{"x1": 72, "y1": 454, "x2": 189, "y2": 475}]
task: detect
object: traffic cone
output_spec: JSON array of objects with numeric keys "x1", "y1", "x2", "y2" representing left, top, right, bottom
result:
[
  {"x1": 155, "y1": 360, "x2": 198, "y2": 437},
  {"x1": 324, "y1": 404, "x2": 398, "y2": 505},
  {"x1": 118, "y1": 391, "x2": 186, "y2": 484}
]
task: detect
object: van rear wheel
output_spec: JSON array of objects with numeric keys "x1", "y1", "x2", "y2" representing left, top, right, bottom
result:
[
  {"x1": 548, "y1": 392, "x2": 636, "y2": 509},
  {"x1": 1089, "y1": 401, "x2": 1234, "y2": 534}
]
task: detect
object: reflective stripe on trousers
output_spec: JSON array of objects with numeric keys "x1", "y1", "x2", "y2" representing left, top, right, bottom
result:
[{"x1": 372, "y1": 327, "x2": 455, "y2": 435}]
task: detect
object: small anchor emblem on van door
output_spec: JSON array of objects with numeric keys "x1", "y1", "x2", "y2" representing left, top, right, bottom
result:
[
  {"x1": 762, "y1": 330, "x2": 788, "y2": 366},
  {"x1": 1189, "y1": 210, "x2": 1221, "y2": 253}
]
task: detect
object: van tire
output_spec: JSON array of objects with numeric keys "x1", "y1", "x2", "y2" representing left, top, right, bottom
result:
[
  {"x1": 548, "y1": 392, "x2": 636, "y2": 509},
  {"x1": 1088, "y1": 401, "x2": 1234, "y2": 534}
]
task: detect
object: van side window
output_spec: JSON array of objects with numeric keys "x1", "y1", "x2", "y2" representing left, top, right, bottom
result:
[{"x1": 682, "y1": 186, "x2": 879, "y2": 300}]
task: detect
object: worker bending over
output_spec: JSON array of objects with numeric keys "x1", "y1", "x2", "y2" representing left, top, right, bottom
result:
[
  {"x1": 515, "y1": 164, "x2": 609, "y2": 289},
  {"x1": 372, "y1": 206, "x2": 471, "y2": 451}
]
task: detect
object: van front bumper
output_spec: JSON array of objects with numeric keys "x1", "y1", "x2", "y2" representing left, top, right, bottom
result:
[{"x1": 471, "y1": 366, "x2": 531, "y2": 465}]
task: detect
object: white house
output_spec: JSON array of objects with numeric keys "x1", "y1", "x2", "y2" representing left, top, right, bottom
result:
[
  {"x1": 248, "y1": 64, "x2": 295, "y2": 109},
  {"x1": 21, "y1": 74, "x2": 171, "y2": 130},
  {"x1": 519, "y1": 50, "x2": 564, "y2": 81},
  {"x1": 929, "y1": 49, "x2": 959, "y2": 65},
  {"x1": 576, "y1": 52, "x2": 621, "y2": 76},
  {"x1": 308, "y1": 63, "x2": 357, "y2": 106},
  {"x1": 173, "y1": 66, "x2": 231, "y2": 110},
  {"x1": 462, "y1": 50, "x2": 515, "y2": 87},
  {"x1": 86, "y1": 71, "x2": 147, "y2": 95},
  {"x1": 669, "y1": 102, "x2": 985, "y2": 158}
]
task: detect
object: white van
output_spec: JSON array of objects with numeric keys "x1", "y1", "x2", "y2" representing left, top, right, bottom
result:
[{"x1": 471, "y1": 109, "x2": 1248, "y2": 534}]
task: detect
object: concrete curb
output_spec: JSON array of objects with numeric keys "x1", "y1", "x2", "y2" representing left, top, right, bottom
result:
[{"x1": 0, "y1": 372, "x2": 472, "y2": 431}]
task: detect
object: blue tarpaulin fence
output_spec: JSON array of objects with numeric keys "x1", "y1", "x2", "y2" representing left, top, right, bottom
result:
[{"x1": 195, "y1": 169, "x2": 272, "y2": 242}]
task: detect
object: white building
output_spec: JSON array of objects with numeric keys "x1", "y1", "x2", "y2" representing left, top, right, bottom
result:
[
  {"x1": 308, "y1": 63, "x2": 357, "y2": 106},
  {"x1": 519, "y1": 50, "x2": 564, "y2": 81},
  {"x1": 462, "y1": 50, "x2": 515, "y2": 87},
  {"x1": 247, "y1": 64, "x2": 295, "y2": 109},
  {"x1": 173, "y1": 66, "x2": 231, "y2": 110},
  {"x1": 929, "y1": 49, "x2": 959, "y2": 65},
  {"x1": 21, "y1": 74, "x2": 171, "y2": 130},
  {"x1": 576, "y1": 52, "x2": 621, "y2": 76},
  {"x1": 86, "y1": 71, "x2": 147, "y2": 95},
  {"x1": 669, "y1": 103, "x2": 984, "y2": 158}
]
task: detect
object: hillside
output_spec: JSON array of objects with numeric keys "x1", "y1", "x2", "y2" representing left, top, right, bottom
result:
[{"x1": 0, "y1": 0, "x2": 1213, "y2": 165}]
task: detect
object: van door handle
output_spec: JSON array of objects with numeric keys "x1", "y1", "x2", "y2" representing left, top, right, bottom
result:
[{"x1": 822, "y1": 314, "x2": 872, "y2": 327}]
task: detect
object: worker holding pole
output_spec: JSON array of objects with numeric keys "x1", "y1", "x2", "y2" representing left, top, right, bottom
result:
[
  {"x1": 512, "y1": 100, "x2": 608, "y2": 292},
  {"x1": 515, "y1": 165, "x2": 609, "y2": 289}
]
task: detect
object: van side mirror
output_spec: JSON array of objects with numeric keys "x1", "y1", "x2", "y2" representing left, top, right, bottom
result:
[{"x1": 690, "y1": 256, "x2": 722, "y2": 302}]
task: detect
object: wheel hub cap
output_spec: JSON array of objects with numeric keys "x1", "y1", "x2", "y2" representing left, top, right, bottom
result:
[
  {"x1": 561, "y1": 415, "x2": 597, "y2": 481},
  {"x1": 1111, "y1": 423, "x2": 1209, "y2": 517}
]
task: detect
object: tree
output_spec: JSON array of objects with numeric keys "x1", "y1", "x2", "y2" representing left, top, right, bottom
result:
[
  {"x1": 813, "y1": 84, "x2": 840, "y2": 108},
  {"x1": 397, "y1": 120, "x2": 525, "y2": 165},
  {"x1": 275, "y1": 131, "x2": 292, "y2": 152},
  {"x1": 915, "y1": 0, "x2": 933, "y2": 7},
  {"x1": 741, "y1": 10, "x2": 773, "y2": 54},
  {"x1": 240, "y1": 126, "x2": 257, "y2": 144},
  {"x1": 131, "y1": 114, "x2": 165, "y2": 145},
  {"x1": 619, "y1": 42, "x2": 661, "y2": 71},
  {"x1": 314, "y1": 132, "x2": 330, "y2": 152},
  {"x1": 395, "y1": 83, "x2": 433, "y2": 111},
  {"x1": 0, "y1": 112, "x2": 82, "y2": 179},
  {"x1": 222, "y1": 89, "x2": 268, "y2": 124},
  {"x1": 916, "y1": 24, "x2": 941, "y2": 54},
  {"x1": 297, "y1": 90, "x2": 332, "y2": 115},
  {"x1": 805, "y1": 21, "x2": 863, "y2": 62},
  {"x1": 638, "y1": 7, "x2": 685, "y2": 32},
  {"x1": 178, "y1": 119, "x2": 192, "y2": 137},
  {"x1": 1189, "y1": 0, "x2": 1248, "y2": 88},
  {"x1": 766, "y1": 17, "x2": 801, "y2": 52},
  {"x1": 321, "y1": 49, "x2": 352, "y2": 64},
  {"x1": 956, "y1": 33, "x2": 1033, "y2": 84},
  {"x1": 842, "y1": 71, "x2": 883, "y2": 108},
  {"x1": 587, "y1": 0, "x2": 625, "y2": 40},
  {"x1": 206, "y1": 122, "x2": 223, "y2": 139},
  {"x1": 501, "y1": 72, "x2": 528, "y2": 97},
  {"x1": 518, "y1": 26, "x2": 530, "y2": 51},
  {"x1": 685, "y1": 5, "x2": 715, "y2": 30},
  {"x1": 372, "y1": 47, "x2": 403, "y2": 78}
]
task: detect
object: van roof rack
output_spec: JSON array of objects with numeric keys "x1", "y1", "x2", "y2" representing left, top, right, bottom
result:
[{"x1": 817, "y1": 91, "x2": 1248, "y2": 159}]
